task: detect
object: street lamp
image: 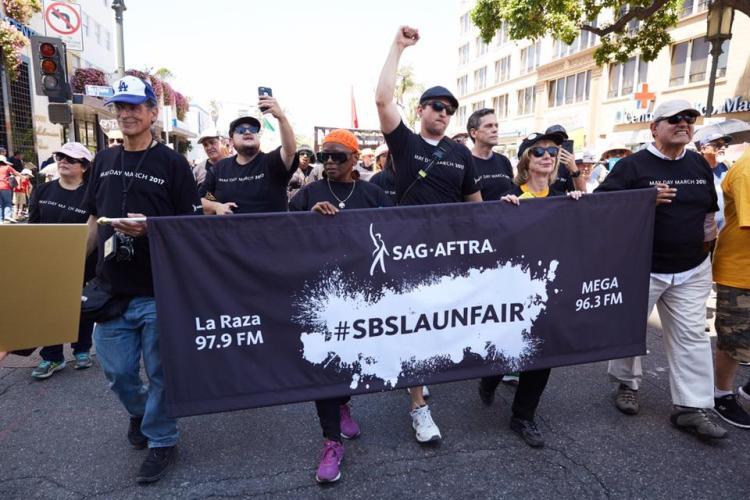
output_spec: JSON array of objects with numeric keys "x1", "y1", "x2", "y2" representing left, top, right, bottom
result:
[
  {"x1": 112, "y1": 0, "x2": 127, "y2": 78},
  {"x1": 705, "y1": 0, "x2": 735, "y2": 117}
]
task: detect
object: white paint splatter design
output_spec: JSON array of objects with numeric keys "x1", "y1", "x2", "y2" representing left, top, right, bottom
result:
[{"x1": 295, "y1": 261, "x2": 558, "y2": 388}]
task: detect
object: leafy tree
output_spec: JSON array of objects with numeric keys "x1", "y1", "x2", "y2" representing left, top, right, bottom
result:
[
  {"x1": 394, "y1": 65, "x2": 424, "y2": 129},
  {"x1": 471, "y1": 0, "x2": 748, "y2": 65}
]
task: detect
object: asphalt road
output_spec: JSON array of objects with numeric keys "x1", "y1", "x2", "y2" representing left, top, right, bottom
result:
[{"x1": 2, "y1": 312, "x2": 749, "y2": 499}]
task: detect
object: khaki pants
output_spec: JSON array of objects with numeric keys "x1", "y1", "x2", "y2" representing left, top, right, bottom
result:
[{"x1": 608, "y1": 257, "x2": 714, "y2": 408}]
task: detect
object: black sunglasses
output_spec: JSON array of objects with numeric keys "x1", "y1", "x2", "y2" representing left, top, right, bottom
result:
[
  {"x1": 109, "y1": 138, "x2": 123, "y2": 144},
  {"x1": 424, "y1": 100, "x2": 456, "y2": 116},
  {"x1": 659, "y1": 114, "x2": 697, "y2": 125},
  {"x1": 54, "y1": 152, "x2": 82, "y2": 164},
  {"x1": 235, "y1": 125, "x2": 260, "y2": 135},
  {"x1": 316, "y1": 151, "x2": 350, "y2": 164},
  {"x1": 529, "y1": 146, "x2": 560, "y2": 158}
]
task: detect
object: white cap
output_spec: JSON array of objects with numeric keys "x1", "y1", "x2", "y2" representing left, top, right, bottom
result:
[
  {"x1": 375, "y1": 144, "x2": 389, "y2": 157},
  {"x1": 105, "y1": 76, "x2": 157, "y2": 106},
  {"x1": 652, "y1": 99, "x2": 700, "y2": 121},
  {"x1": 21, "y1": 168, "x2": 33, "y2": 176},
  {"x1": 0, "y1": 155, "x2": 11, "y2": 165},
  {"x1": 576, "y1": 150, "x2": 597, "y2": 164},
  {"x1": 53, "y1": 142, "x2": 94, "y2": 162},
  {"x1": 197, "y1": 128, "x2": 225, "y2": 144},
  {"x1": 695, "y1": 131, "x2": 732, "y2": 148}
]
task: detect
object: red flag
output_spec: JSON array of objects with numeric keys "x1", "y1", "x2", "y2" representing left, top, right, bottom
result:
[{"x1": 351, "y1": 86, "x2": 359, "y2": 129}]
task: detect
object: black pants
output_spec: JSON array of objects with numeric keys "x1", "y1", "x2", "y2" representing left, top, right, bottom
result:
[
  {"x1": 481, "y1": 368, "x2": 551, "y2": 421},
  {"x1": 40, "y1": 316, "x2": 94, "y2": 363},
  {"x1": 315, "y1": 396, "x2": 350, "y2": 442}
]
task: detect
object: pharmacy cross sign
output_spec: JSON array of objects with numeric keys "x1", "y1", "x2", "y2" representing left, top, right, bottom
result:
[{"x1": 634, "y1": 83, "x2": 655, "y2": 109}]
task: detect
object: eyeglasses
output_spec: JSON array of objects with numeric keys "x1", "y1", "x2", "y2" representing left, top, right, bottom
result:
[
  {"x1": 529, "y1": 146, "x2": 560, "y2": 158},
  {"x1": 54, "y1": 153, "x2": 82, "y2": 164},
  {"x1": 234, "y1": 125, "x2": 260, "y2": 135},
  {"x1": 708, "y1": 141, "x2": 728, "y2": 149},
  {"x1": 316, "y1": 151, "x2": 350, "y2": 164},
  {"x1": 659, "y1": 114, "x2": 697, "y2": 125},
  {"x1": 424, "y1": 100, "x2": 456, "y2": 116}
]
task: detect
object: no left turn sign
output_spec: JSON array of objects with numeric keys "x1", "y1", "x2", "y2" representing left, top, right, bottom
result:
[{"x1": 43, "y1": 1, "x2": 83, "y2": 51}]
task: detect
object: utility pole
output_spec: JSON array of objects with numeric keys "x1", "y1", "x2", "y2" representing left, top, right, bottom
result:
[{"x1": 112, "y1": 0, "x2": 127, "y2": 78}]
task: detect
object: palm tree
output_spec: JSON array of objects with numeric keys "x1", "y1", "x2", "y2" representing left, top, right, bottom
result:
[
  {"x1": 154, "y1": 67, "x2": 175, "y2": 81},
  {"x1": 394, "y1": 66, "x2": 424, "y2": 130},
  {"x1": 209, "y1": 100, "x2": 221, "y2": 128}
]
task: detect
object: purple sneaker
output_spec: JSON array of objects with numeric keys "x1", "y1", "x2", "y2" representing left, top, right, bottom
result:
[
  {"x1": 316, "y1": 440, "x2": 344, "y2": 483},
  {"x1": 340, "y1": 403, "x2": 361, "y2": 439}
]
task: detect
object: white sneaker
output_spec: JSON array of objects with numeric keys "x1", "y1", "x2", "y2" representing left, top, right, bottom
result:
[
  {"x1": 405, "y1": 385, "x2": 430, "y2": 398},
  {"x1": 410, "y1": 405, "x2": 441, "y2": 443}
]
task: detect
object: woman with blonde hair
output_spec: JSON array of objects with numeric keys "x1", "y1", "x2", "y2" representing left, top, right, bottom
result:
[{"x1": 478, "y1": 130, "x2": 583, "y2": 448}]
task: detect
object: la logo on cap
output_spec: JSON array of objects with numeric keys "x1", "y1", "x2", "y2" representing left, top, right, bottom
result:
[{"x1": 118, "y1": 80, "x2": 129, "y2": 92}]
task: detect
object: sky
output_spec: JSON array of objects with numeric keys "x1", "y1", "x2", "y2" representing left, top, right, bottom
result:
[{"x1": 122, "y1": 0, "x2": 459, "y2": 141}]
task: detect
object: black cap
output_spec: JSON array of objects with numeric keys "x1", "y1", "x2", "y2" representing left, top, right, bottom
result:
[
  {"x1": 545, "y1": 124, "x2": 568, "y2": 140},
  {"x1": 419, "y1": 86, "x2": 459, "y2": 109},
  {"x1": 229, "y1": 116, "x2": 262, "y2": 136},
  {"x1": 517, "y1": 131, "x2": 565, "y2": 159}
]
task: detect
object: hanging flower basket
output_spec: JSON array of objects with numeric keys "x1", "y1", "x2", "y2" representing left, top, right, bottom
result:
[
  {"x1": 3, "y1": 0, "x2": 42, "y2": 25},
  {"x1": 175, "y1": 92, "x2": 189, "y2": 121},
  {"x1": 0, "y1": 20, "x2": 28, "y2": 81},
  {"x1": 71, "y1": 67, "x2": 107, "y2": 93}
]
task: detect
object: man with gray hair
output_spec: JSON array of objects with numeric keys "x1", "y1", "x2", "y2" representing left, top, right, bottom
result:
[
  {"x1": 193, "y1": 128, "x2": 228, "y2": 189},
  {"x1": 596, "y1": 99, "x2": 727, "y2": 439}
]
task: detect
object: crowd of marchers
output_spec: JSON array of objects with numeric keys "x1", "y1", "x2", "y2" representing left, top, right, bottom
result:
[{"x1": 2, "y1": 24, "x2": 750, "y2": 488}]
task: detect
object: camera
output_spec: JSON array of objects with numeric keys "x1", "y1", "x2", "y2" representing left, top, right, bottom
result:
[{"x1": 105, "y1": 232, "x2": 135, "y2": 262}]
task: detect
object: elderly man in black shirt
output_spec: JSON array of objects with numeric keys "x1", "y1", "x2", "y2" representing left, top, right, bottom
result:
[{"x1": 596, "y1": 99, "x2": 726, "y2": 440}]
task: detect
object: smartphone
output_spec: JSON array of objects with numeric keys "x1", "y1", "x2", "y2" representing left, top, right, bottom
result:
[
  {"x1": 561, "y1": 139, "x2": 574, "y2": 155},
  {"x1": 258, "y1": 87, "x2": 272, "y2": 112}
]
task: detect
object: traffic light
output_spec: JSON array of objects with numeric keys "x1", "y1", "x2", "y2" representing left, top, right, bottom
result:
[{"x1": 30, "y1": 36, "x2": 71, "y2": 103}]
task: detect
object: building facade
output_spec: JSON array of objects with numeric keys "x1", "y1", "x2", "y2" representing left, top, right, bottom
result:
[{"x1": 455, "y1": 0, "x2": 750, "y2": 160}]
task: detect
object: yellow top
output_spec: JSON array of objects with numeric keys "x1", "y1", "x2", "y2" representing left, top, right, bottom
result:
[
  {"x1": 519, "y1": 183, "x2": 549, "y2": 199},
  {"x1": 713, "y1": 148, "x2": 750, "y2": 289}
]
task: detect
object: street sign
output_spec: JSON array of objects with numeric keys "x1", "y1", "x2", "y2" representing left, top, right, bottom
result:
[
  {"x1": 43, "y1": 1, "x2": 83, "y2": 51},
  {"x1": 48, "y1": 103, "x2": 72, "y2": 125},
  {"x1": 85, "y1": 85, "x2": 114, "y2": 98}
]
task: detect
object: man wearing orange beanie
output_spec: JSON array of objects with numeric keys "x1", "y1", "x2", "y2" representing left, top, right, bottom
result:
[
  {"x1": 290, "y1": 129, "x2": 391, "y2": 484},
  {"x1": 376, "y1": 25, "x2": 482, "y2": 445}
]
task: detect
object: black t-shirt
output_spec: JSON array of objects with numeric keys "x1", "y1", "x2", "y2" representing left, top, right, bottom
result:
[
  {"x1": 29, "y1": 179, "x2": 97, "y2": 281},
  {"x1": 384, "y1": 121, "x2": 479, "y2": 205},
  {"x1": 370, "y1": 167, "x2": 397, "y2": 205},
  {"x1": 84, "y1": 143, "x2": 202, "y2": 297},
  {"x1": 199, "y1": 147, "x2": 298, "y2": 213},
  {"x1": 551, "y1": 165, "x2": 575, "y2": 193},
  {"x1": 473, "y1": 152, "x2": 514, "y2": 201},
  {"x1": 289, "y1": 179, "x2": 393, "y2": 211},
  {"x1": 595, "y1": 148, "x2": 718, "y2": 273}
]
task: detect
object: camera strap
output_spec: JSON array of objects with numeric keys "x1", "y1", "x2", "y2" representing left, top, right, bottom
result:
[
  {"x1": 119, "y1": 140, "x2": 156, "y2": 216},
  {"x1": 397, "y1": 136, "x2": 455, "y2": 205}
]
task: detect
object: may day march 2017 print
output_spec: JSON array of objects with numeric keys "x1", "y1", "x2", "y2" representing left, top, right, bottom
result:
[{"x1": 148, "y1": 189, "x2": 655, "y2": 417}]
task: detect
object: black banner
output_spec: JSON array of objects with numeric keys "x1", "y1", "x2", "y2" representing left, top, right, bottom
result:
[{"x1": 149, "y1": 189, "x2": 655, "y2": 418}]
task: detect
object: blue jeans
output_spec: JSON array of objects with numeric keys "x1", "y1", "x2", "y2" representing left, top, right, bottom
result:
[
  {"x1": 0, "y1": 189, "x2": 12, "y2": 220},
  {"x1": 94, "y1": 297, "x2": 178, "y2": 448}
]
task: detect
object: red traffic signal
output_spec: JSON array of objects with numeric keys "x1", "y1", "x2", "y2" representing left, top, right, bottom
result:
[
  {"x1": 30, "y1": 36, "x2": 71, "y2": 103},
  {"x1": 40, "y1": 43, "x2": 56, "y2": 58}
]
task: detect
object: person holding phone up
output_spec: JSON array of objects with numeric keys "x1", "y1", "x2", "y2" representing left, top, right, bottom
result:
[{"x1": 199, "y1": 88, "x2": 298, "y2": 214}]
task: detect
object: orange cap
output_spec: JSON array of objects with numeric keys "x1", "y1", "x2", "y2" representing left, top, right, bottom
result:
[{"x1": 323, "y1": 129, "x2": 359, "y2": 152}]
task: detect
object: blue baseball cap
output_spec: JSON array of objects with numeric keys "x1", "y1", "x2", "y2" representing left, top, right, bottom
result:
[{"x1": 105, "y1": 76, "x2": 158, "y2": 105}]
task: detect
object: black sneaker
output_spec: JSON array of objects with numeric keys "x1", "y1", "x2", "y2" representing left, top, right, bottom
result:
[
  {"x1": 128, "y1": 416, "x2": 147, "y2": 449},
  {"x1": 478, "y1": 381, "x2": 495, "y2": 406},
  {"x1": 714, "y1": 394, "x2": 750, "y2": 429},
  {"x1": 510, "y1": 417, "x2": 544, "y2": 448},
  {"x1": 136, "y1": 446, "x2": 176, "y2": 484}
]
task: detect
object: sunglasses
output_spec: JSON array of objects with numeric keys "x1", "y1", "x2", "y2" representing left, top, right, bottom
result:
[
  {"x1": 659, "y1": 114, "x2": 697, "y2": 125},
  {"x1": 234, "y1": 125, "x2": 260, "y2": 135},
  {"x1": 316, "y1": 151, "x2": 350, "y2": 164},
  {"x1": 708, "y1": 141, "x2": 727, "y2": 149},
  {"x1": 109, "y1": 138, "x2": 123, "y2": 144},
  {"x1": 529, "y1": 146, "x2": 560, "y2": 158},
  {"x1": 54, "y1": 153, "x2": 82, "y2": 164},
  {"x1": 424, "y1": 100, "x2": 456, "y2": 116}
]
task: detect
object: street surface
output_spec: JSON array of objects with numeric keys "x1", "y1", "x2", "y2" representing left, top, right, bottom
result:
[{"x1": 1, "y1": 310, "x2": 749, "y2": 499}]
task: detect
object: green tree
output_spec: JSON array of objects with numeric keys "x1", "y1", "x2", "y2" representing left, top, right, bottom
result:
[
  {"x1": 154, "y1": 67, "x2": 175, "y2": 81},
  {"x1": 394, "y1": 65, "x2": 424, "y2": 129},
  {"x1": 472, "y1": 0, "x2": 749, "y2": 65}
]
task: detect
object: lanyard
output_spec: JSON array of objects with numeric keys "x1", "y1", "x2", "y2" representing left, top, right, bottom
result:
[{"x1": 119, "y1": 141, "x2": 155, "y2": 216}]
